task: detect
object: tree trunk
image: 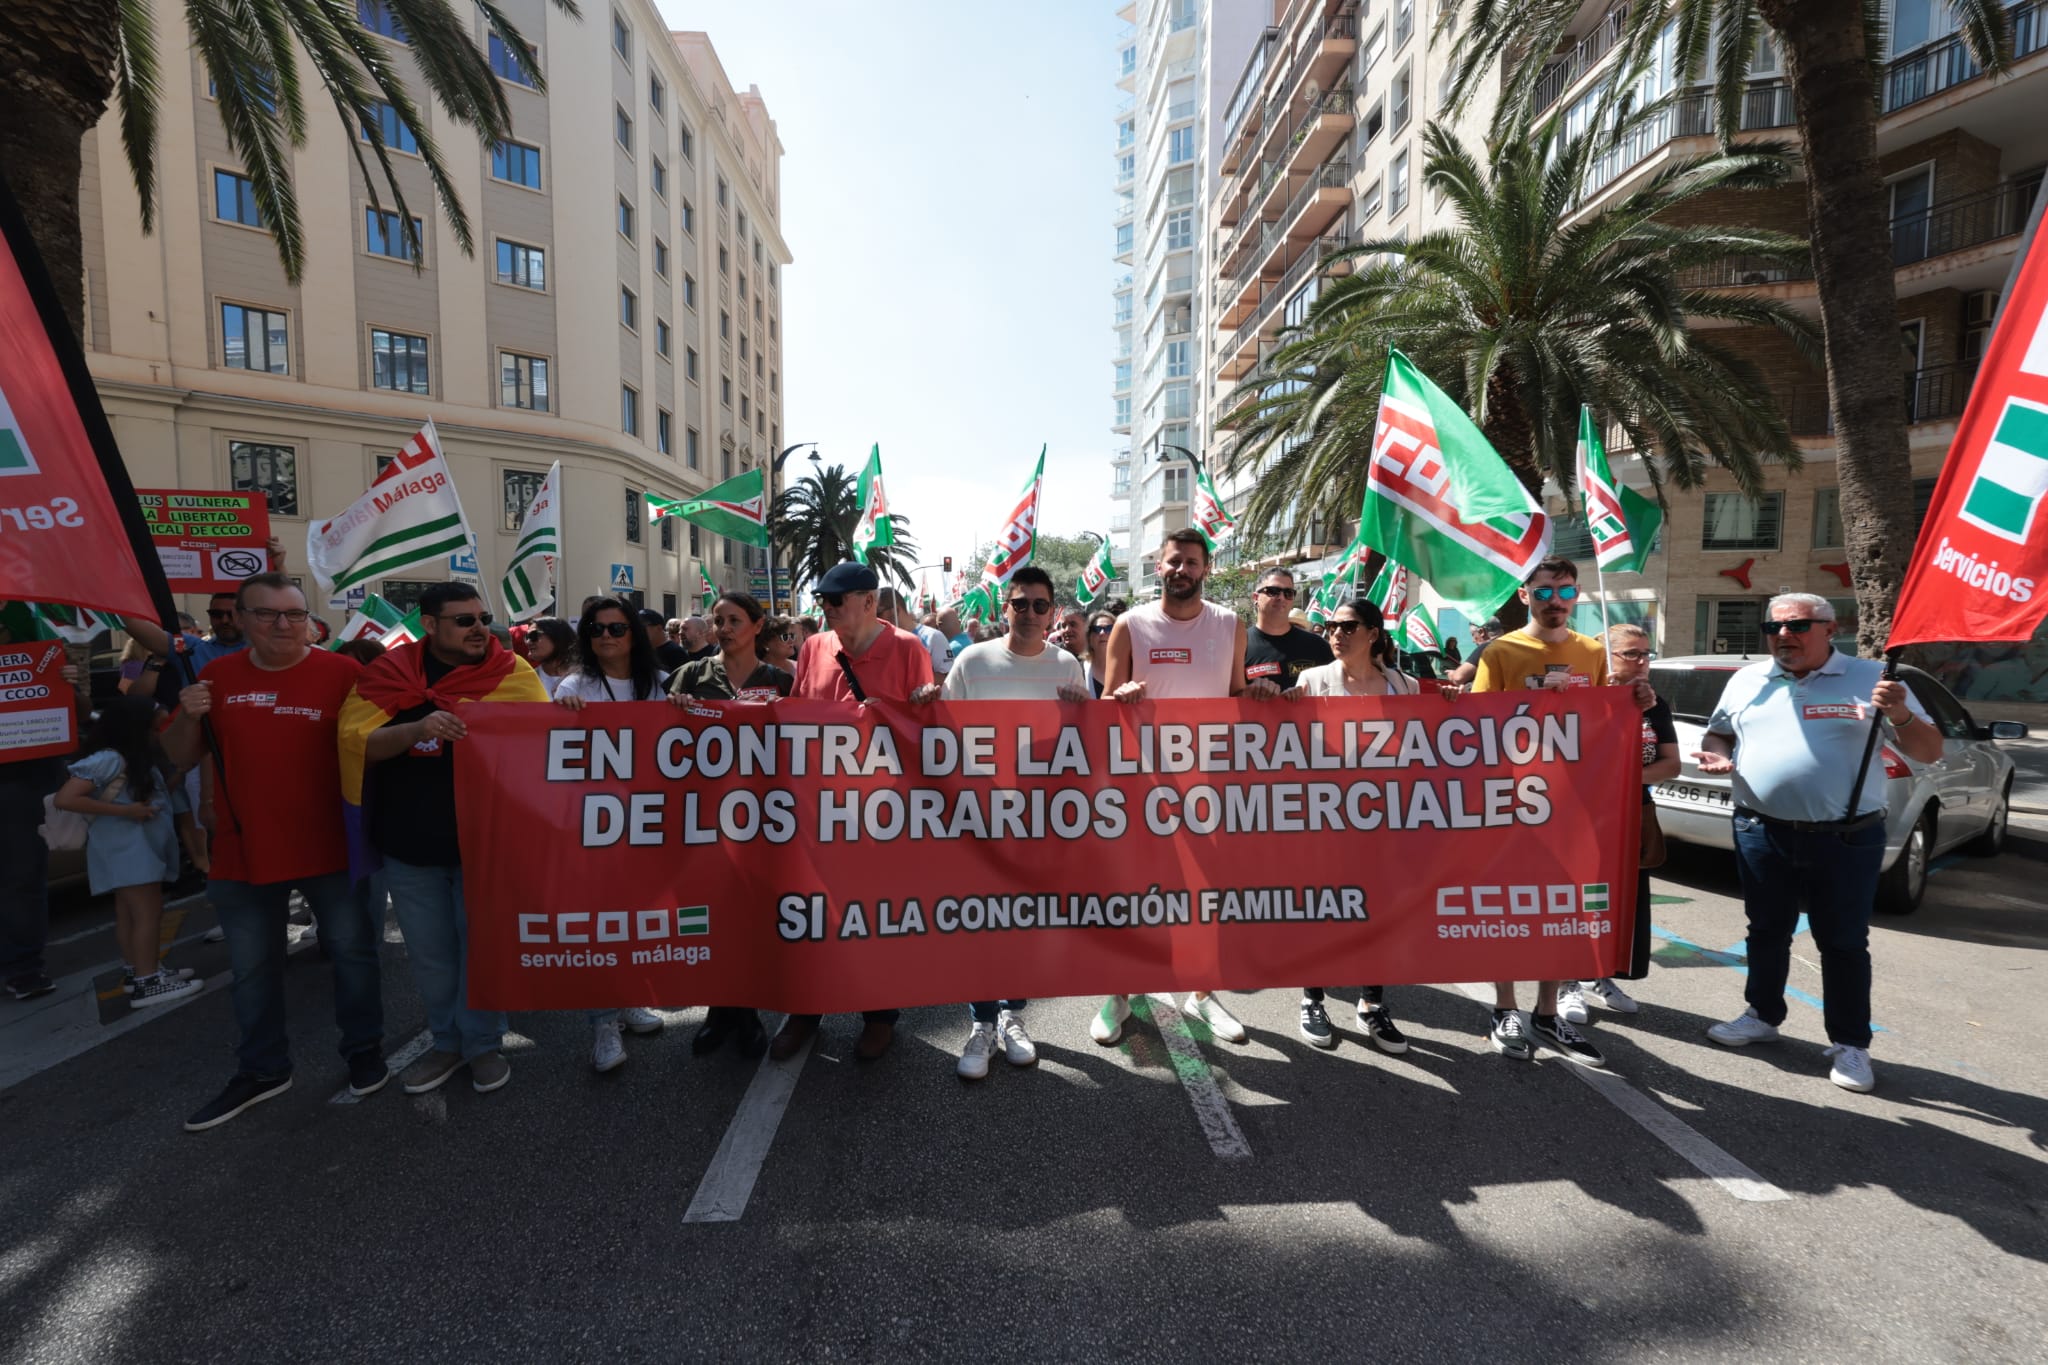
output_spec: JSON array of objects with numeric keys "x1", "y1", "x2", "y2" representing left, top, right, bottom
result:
[
  {"x1": 1481, "y1": 371, "x2": 1539, "y2": 629},
  {"x1": 0, "y1": 0, "x2": 120, "y2": 346},
  {"x1": 1761, "y1": 0, "x2": 1916, "y2": 656}
]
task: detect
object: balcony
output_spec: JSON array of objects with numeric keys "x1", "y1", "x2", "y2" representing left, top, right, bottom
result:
[
  {"x1": 1532, "y1": 3, "x2": 1632, "y2": 119},
  {"x1": 1112, "y1": 447, "x2": 1132, "y2": 465},
  {"x1": 1884, "y1": 0, "x2": 2046, "y2": 111},
  {"x1": 1111, "y1": 476, "x2": 1133, "y2": 499},
  {"x1": 1892, "y1": 178, "x2": 2041, "y2": 268},
  {"x1": 1110, "y1": 512, "x2": 1133, "y2": 532},
  {"x1": 1220, "y1": 27, "x2": 1282, "y2": 172},
  {"x1": 1218, "y1": 160, "x2": 1351, "y2": 329},
  {"x1": 1220, "y1": 12, "x2": 1358, "y2": 214},
  {"x1": 1168, "y1": 98, "x2": 1198, "y2": 122},
  {"x1": 1220, "y1": 83, "x2": 1355, "y2": 251},
  {"x1": 1783, "y1": 361, "x2": 1982, "y2": 436},
  {"x1": 1579, "y1": 81, "x2": 1795, "y2": 201},
  {"x1": 1677, "y1": 253, "x2": 1816, "y2": 289}
]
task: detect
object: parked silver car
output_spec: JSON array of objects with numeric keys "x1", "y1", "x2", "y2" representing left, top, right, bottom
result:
[{"x1": 1648, "y1": 656, "x2": 2028, "y2": 915}]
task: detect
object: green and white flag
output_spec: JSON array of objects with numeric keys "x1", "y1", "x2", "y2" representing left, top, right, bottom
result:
[
  {"x1": 306, "y1": 421, "x2": 475, "y2": 596},
  {"x1": 647, "y1": 468, "x2": 770, "y2": 548},
  {"x1": 499, "y1": 461, "x2": 561, "y2": 623},
  {"x1": 1364, "y1": 350, "x2": 1551, "y2": 621},
  {"x1": 1365, "y1": 558, "x2": 1409, "y2": 621},
  {"x1": 1075, "y1": 535, "x2": 1118, "y2": 608},
  {"x1": 1575, "y1": 407, "x2": 1662, "y2": 575},
  {"x1": 330, "y1": 594, "x2": 420, "y2": 648},
  {"x1": 966, "y1": 447, "x2": 1046, "y2": 613},
  {"x1": 4, "y1": 602, "x2": 123, "y2": 644},
  {"x1": 851, "y1": 444, "x2": 895, "y2": 564},
  {"x1": 1399, "y1": 605, "x2": 1439, "y2": 653},
  {"x1": 697, "y1": 565, "x2": 716, "y2": 612},
  {"x1": 1187, "y1": 452, "x2": 1237, "y2": 551}
]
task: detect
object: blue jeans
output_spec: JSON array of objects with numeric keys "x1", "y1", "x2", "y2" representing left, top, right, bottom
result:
[
  {"x1": 211, "y1": 871, "x2": 383, "y2": 1079},
  {"x1": 1732, "y1": 811, "x2": 1885, "y2": 1048},
  {"x1": 0, "y1": 758, "x2": 63, "y2": 981},
  {"x1": 383, "y1": 859, "x2": 505, "y2": 1061},
  {"x1": 968, "y1": 999, "x2": 1028, "y2": 1024}
]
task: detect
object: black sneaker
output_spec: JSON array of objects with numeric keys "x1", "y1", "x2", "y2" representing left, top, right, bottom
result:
[
  {"x1": 184, "y1": 1074, "x2": 293, "y2": 1132},
  {"x1": 347, "y1": 1050, "x2": 390, "y2": 1097},
  {"x1": 1358, "y1": 1005, "x2": 1410, "y2": 1055},
  {"x1": 1298, "y1": 997, "x2": 1336, "y2": 1049},
  {"x1": 6, "y1": 972, "x2": 55, "y2": 1001},
  {"x1": 1530, "y1": 1013, "x2": 1607, "y2": 1068},
  {"x1": 1490, "y1": 1009, "x2": 1533, "y2": 1060}
]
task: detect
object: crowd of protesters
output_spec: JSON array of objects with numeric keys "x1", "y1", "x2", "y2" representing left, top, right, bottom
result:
[{"x1": 0, "y1": 526, "x2": 1929, "y2": 1130}]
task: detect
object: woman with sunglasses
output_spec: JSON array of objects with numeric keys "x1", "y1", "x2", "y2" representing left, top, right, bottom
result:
[
  {"x1": 1085, "y1": 611, "x2": 1117, "y2": 697},
  {"x1": 552, "y1": 597, "x2": 670, "y2": 1073},
  {"x1": 521, "y1": 617, "x2": 577, "y2": 698},
  {"x1": 1289, "y1": 598, "x2": 1414, "y2": 1053},
  {"x1": 759, "y1": 615, "x2": 799, "y2": 671},
  {"x1": 667, "y1": 591, "x2": 793, "y2": 1059}
]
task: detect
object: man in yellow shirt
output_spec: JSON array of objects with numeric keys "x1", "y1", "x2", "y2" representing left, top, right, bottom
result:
[{"x1": 1471, "y1": 556, "x2": 1618, "y2": 1068}]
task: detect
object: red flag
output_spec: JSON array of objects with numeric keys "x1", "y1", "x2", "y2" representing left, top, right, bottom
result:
[
  {"x1": 0, "y1": 177, "x2": 169, "y2": 622},
  {"x1": 1889, "y1": 196, "x2": 2048, "y2": 648}
]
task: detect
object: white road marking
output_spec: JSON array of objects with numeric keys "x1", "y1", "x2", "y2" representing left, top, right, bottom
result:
[
  {"x1": 1141, "y1": 993, "x2": 1253, "y2": 1162},
  {"x1": 682, "y1": 1020, "x2": 814, "y2": 1223},
  {"x1": 1449, "y1": 984, "x2": 1787, "y2": 1203},
  {"x1": 329, "y1": 1028, "x2": 434, "y2": 1105}
]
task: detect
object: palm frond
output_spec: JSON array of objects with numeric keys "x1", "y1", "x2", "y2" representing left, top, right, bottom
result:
[{"x1": 111, "y1": 0, "x2": 160, "y2": 233}]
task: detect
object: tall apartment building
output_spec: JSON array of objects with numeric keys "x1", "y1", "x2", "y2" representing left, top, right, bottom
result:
[
  {"x1": 75, "y1": 0, "x2": 791, "y2": 622},
  {"x1": 1110, "y1": 0, "x2": 1262, "y2": 598}
]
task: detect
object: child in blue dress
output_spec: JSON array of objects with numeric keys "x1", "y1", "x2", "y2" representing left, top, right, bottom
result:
[{"x1": 52, "y1": 697, "x2": 205, "y2": 1008}]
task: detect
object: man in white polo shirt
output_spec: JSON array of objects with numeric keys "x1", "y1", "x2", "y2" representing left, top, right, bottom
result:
[{"x1": 1693, "y1": 592, "x2": 1940, "y2": 1093}]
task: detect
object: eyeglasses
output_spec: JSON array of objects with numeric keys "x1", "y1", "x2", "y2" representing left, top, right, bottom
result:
[
  {"x1": 1326, "y1": 619, "x2": 1369, "y2": 635},
  {"x1": 586, "y1": 621, "x2": 632, "y2": 638},
  {"x1": 244, "y1": 607, "x2": 310, "y2": 625},
  {"x1": 435, "y1": 611, "x2": 494, "y2": 629},
  {"x1": 1089, "y1": 624, "x2": 1113, "y2": 635},
  {"x1": 1615, "y1": 649, "x2": 1653, "y2": 661},
  {"x1": 1530, "y1": 585, "x2": 1580, "y2": 603},
  {"x1": 1257, "y1": 586, "x2": 1297, "y2": 599},
  {"x1": 1007, "y1": 598, "x2": 1054, "y2": 615},
  {"x1": 819, "y1": 593, "x2": 847, "y2": 608},
  {"x1": 1761, "y1": 619, "x2": 1821, "y2": 635}
]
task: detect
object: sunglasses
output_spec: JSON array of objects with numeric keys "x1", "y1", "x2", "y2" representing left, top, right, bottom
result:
[
  {"x1": 1090, "y1": 624, "x2": 1113, "y2": 635},
  {"x1": 1008, "y1": 598, "x2": 1054, "y2": 615},
  {"x1": 1257, "y1": 586, "x2": 1296, "y2": 599},
  {"x1": 1326, "y1": 619, "x2": 1369, "y2": 635},
  {"x1": 585, "y1": 620, "x2": 632, "y2": 637},
  {"x1": 1529, "y1": 585, "x2": 1580, "y2": 603},
  {"x1": 819, "y1": 593, "x2": 847, "y2": 608},
  {"x1": 432, "y1": 611, "x2": 495, "y2": 628},
  {"x1": 1761, "y1": 620, "x2": 1821, "y2": 636}
]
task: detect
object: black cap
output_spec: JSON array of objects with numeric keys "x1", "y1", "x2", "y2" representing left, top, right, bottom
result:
[
  {"x1": 1479, "y1": 617, "x2": 1506, "y2": 634},
  {"x1": 816, "y1": 561, "x2": 880, "y2": 594},
  {"x1": 636, "y1": 607, "x2": 666, "y2": 628}
]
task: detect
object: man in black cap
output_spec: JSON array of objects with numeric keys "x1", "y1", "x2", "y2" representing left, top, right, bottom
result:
[
  {"x1": 640, "y1": 607, "x2": 690, "y2": 672},
  {"x1": 772, "y1": 561, "x2": 934, "y2": 1062},
  {"x1": 1444, "y1": 616, "x2": 1504, "y2": 688}
]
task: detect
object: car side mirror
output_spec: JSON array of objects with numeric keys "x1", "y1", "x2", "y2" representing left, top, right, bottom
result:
[{"x1": 1987, "y1": 720, "x2": 2030, "y2": 741}]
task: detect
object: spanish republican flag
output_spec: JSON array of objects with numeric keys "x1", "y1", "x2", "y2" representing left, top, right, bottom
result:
[{"x1": 337, "y1": 637, "x2": 548, "y2": 874}]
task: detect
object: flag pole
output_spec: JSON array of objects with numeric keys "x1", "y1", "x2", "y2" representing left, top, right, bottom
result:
[
  {"x1": 1843, "y1": 648, "x2": 1903, "y2": 822},
  {"x1": 1581, "y1": 408, "x2": 1614, "y2": 674}
]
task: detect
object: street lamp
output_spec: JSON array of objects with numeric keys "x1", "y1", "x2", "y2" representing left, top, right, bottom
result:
[
  {"x1": 768, "y1": 441, "x2": 820, "y2": 612},
  {"x1": 1157, "y1": 442, "x2": 1196, "y2": 463}
]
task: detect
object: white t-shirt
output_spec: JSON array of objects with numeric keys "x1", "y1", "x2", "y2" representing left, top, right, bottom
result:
[
  {"x1": 553, "y1": 668, "x2": 670, "y2": 703},
  {"x1": 1294, "y1": 661, "x2": 1416, "y2": 697},
  {"x1": 917, "y1": 623, "x2": 952, "y2": 676},
  {"x1": 942, "y1": 638, "x2": 1086, "y2": 700}
]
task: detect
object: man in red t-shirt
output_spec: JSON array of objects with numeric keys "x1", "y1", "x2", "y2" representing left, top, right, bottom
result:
[
  {"x1": 773, "y1": 561, "x2": 934, "y2": 1063},
  {"x1": 165, "y1": 574, "x2": 386, "y2": 1132}
]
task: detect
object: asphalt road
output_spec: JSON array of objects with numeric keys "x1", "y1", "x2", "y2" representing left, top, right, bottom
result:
[{"x1": 3, "y1": 828, "x2": 2045, "y2": 1361}]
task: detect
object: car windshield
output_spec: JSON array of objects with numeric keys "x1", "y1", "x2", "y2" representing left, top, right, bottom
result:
[{"x1": 1651, "y1": 665, "x2": 1743, "y2": 724}]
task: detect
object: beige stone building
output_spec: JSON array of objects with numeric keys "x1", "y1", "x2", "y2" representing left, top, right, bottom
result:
[{"x1": 76, "y1": 0, "x2": 790, "y2": 623}]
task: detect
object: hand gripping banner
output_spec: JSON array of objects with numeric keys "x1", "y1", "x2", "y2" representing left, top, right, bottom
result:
[{"x1": 456, "y1": 692, "x2": 1643, "y2": 1012}]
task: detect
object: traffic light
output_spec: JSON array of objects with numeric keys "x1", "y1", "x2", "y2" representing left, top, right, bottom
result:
[{"x1": 943, "y1": 555, "x2": 953, "y2": 573}]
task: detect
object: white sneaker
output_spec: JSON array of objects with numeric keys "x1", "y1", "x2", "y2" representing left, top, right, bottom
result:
[
  {"x1": 1583, "y1": 978, "x2": 1640, "y2": 1014},
  {"x1": 1707, "y1": 1007, "x2": 1782, "y2": 1047},
  {"x1": 590, "y1": 1019, "x2": 626, "y2": 1073},
  {"x1": 128, "y1": 972, "x2": 203, "y2": 1009},
  {"x1": 957, "y1": 1023, "x2": 996, "y2": 1081},
  {"x1": 1090, "y1": 995, "x2": 1130, "y2": 1046},
  {"x1": 1824, "y1": 1044, "x2": 1876, "y2": 1093},
  {"x1": 1557, "y1": 982, "x2": 1590, "y2": 1025},
  {"x1": 996, "y1": 1009, "x2": 1037, "y2": 1067},
  {"x1": 1182, "y1": 992, "x2": 1247, "y2": 1043},
  {"x1": 619, "y1": 1007, "x2": 664, "y2": 1036}
]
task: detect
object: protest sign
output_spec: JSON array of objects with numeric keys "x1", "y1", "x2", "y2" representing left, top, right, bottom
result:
[
  {"x1": 457, "y1": 692, "x2": 1642, "y2": 1012},
  {"x1": 0, "y1": 639, "x2": 76, "y2": 761},
  {"x1": 135, "y1": 489, "x2": 271, "y2": 592}
]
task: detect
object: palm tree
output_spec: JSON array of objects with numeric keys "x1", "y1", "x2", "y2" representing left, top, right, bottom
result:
[
  {"x1": 0, "y1": 0, "x2": 576, "y2": 344},
  {"x1": 1220, "y1": 112, "x2": 1819, "y2": 590},
  {"x1": 1445, "y1": 0, "x2": 2020, "y2": 654},
  {"x1": 772, "y1": 464, "x2": 922, "y2": 596}
]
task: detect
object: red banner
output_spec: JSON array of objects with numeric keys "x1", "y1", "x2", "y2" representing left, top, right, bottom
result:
[
  {"x1": 135, "y1": 489, "x2": 270, "y2": 593},
  {"x1": 455, "y1": 693, "x2": 1643, "y2": 1013},
  {"x1": 0, "y1": 638, "x2": 75, "y2": 761}
]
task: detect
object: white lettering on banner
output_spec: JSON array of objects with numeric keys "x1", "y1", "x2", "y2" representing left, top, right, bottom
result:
[{"x1": 0, "y1": 497, "x2": 86, "y2": 532}]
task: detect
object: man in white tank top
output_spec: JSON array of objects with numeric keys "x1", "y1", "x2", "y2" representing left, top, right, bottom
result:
[{"x1": 1093, "y1": 529, "x2": 1266, "y2": 1048}]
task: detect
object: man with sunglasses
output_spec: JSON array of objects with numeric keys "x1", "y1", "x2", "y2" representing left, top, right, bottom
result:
[
  {"x1": 910, "y1": 566, "x2": 1087, "y2": 1080},
  {"x1": 774, "y1": 562, "x2": 935, "y2": 1063},
  {"x1": 1245, "y1": 568, "x2": 1332, "y2": 695},
  {"x1": 1694, "y1": 593, "x2": 1938, "y2": 1093}
]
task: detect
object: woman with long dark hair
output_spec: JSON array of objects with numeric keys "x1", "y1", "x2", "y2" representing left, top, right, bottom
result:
[
  {"x1": 758, "y1": 615, "x2": 799, "y2": 671},
  {"x1": 523, "y1": 617, "x2": 578, "y2": 697},
  {"x1": 1085, "y1": 611, "x2": 1116, "y2": 697},
  {"x1": 668, "y1": 591, "x2": 793, "y2": 1057}
]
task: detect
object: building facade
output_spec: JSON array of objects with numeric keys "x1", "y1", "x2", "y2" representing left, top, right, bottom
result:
[{"x1": 76, "y1": 0, "x2": 790, "y2": 623}]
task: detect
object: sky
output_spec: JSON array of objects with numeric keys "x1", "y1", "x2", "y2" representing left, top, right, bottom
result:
[{"x1": 653, "y1": 0, "x2": 1119, "y2": 574}]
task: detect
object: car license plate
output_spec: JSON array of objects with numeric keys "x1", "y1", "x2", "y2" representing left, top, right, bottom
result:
[{"x1": 1656, "y1": 782, "x2": 1731, "y2": 809}]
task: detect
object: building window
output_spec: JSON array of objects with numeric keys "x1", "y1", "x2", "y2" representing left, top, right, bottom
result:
[
  {"x1": 653, "y1": 238, "x2": 669, "y2": 278},
  {"x1": 651, "y1": 157, "x2": 667, "y2": 200},
  {"x1": 722, "y1": 448, "x2": 733, "y2": 480},
  {"x1": 620, "y1": 286, "x2": 637, "y2": 330},
  {"x1": 1164, "y1": 467, "x2": 1190, "y2": 503},
  {"x1": 492, "y1": 139, "x2": 541, "y2": 189},
  {"x1": 685, "y1": 347, "x2": 699, "y2": 380},
  {"x1": 1358, "y1": 177, "x2": 1384, "y2": 222},
  {"x1": 615, "y1": 104, "x2": 633, "y2": 153},
  {"x1": 738, "y1": 272, "x2": 748, "y2": 301},
  {"x1": 649, "y1": 72, "x2": 665, "y2": 116},
  {"x1": 1701, "y1": 491, "x2": 1783, "y2": 550},
  {"x1": 753, "y1": 237, "x2": 763, "y2": 265},
  {"x1": 364, "y1": 207, "x2": 422, "y2": 261},
  {"x1": 360, "y1": 102, "x2": 419, "y2": 155},
  {"x1": 661, "y1": 521, "x2": 675, "y2": 555},
  {"x1": 1813, "y1": 487, "x2": 1843, "y2": 549},
  {"x1": 622, "y1": 385, "x2": 640, "y2": 436},
  {"x1": 739, "y1": 334, "x2": 750, "y2": 362},
  {"x1": 1361, "y1": 21, "x2": 1387, "y2": 75},
  {"x1": 212, "y1": 170, "x2": 262, "y2": 227},
  {"x1": 1394, "y1": 0, "x2": 1415, "y2": 48},
  {"x1": 689, "y1": 524, "x2": 700, "y2": 555},
  {"x1": 220, "y1": 303, "x2": 288, "y2": 373},
  {"x1": 682, "y1": 199, "x2": 695, "y2": 235},
  {"x1": 683, "y1": 274, "x2": 697, "y2": 309},
  {"x1": 1166, "y1": 210, "x2": 1193, "y2": 251},
  {"x1": 500, "y1": 351, "x2": 549, "y2": 411},
  {"x1": 1696, "y1": 599, "x2": 1765, "y2": 655},
  {"x1": 369, "y1": 328, "x2": 429, "y2": 394},
  {"x1": 1168, "y1": 126, "x2": 1196, "y2": 165},
  {"x1": 1115, "y1": 222, "x2": 1134, "y2": 256},
  {"x1": 686, "y1": 426, "x2": 700, "y2": 469},
  {"x1": 1358, "y1": 97, "x2": 1386, "y2": 152},
  {"x1": 657, "y1": 408, "x2": 673, "y2": 455},
  {"x1": 1166, "y1": 339, "x2": 1190, "y2": 378},
  {"x1": 721, "y1": 376, "x2": 732, "y2": 407},
  {"x1": 717, "y1": 176, "x2": 728, "y2": 208},
  {"x1": 680, "y1": 122, "x2": 694, "y2": 161},
  {"x1": 755, "y1": 352, "x2": 764, "y2": 379},
  {"x1": 611, "y1": 10, "x2": 630, "y2": 60},
  {"x1": 655, "y1": 318, "x2": 671, "y2": 356},
  {"x1": 1113, "y1": 395, "x2": 1132, "y2": 427},
  {"x1": 770, "y1": 369, "x2": 778, "y2": 394},
  {"x1": 722, "y1": 536, "x2": 732, "y2": 565},
  {"x1": 1392, "y1": 66, "x2": 1413, "y2": 134},
  {"x1": 229, "y1": 441, "x2": 298, "y2": 515},
  {"x1": 488, "y1": 34, "x2": 536, "y2": 87},
  {"x1": 741, "y1": 395, "x2": 751, "y2": 422},
  {"x1": 1389, "y1": 147, "x2": 1410, "y2": 216},
  {"x1": 625, "y1": 486, "x2": 642, "y2": 543},
  {"x1": 718, "y1": 245, "x2": 729, "y2": 275},
  {"x1": 719, "y1": 310, "x2": 729, "y2": 339},
  {"x1": 1164, "y1": 384, "x2": 1191, "y2": 421},
  {"x1": 495, "y1": 238, "x2": 545, "y2": 290},
  {"x1": 617, "y1": 195, "x2": 634, "y2": 239},
  {"x1": 358, "y1": 0, "x2": 407, "y2": 41},
  {"x1": 501, "y1": 469, "x2": 548, "y2": 531}
]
